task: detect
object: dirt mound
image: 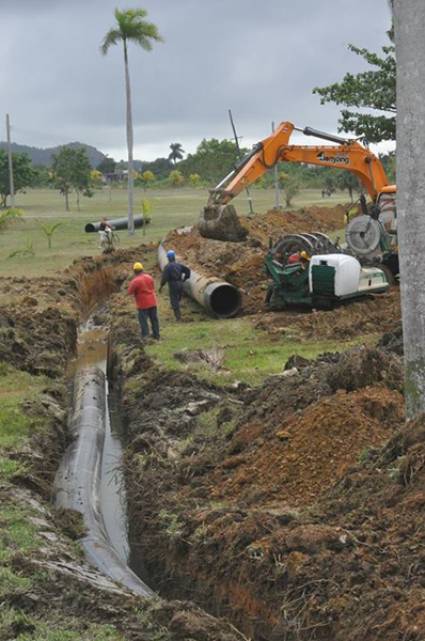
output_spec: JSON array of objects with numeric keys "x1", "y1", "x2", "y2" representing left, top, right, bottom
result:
[
  {"x1": 242, "y1": 204, "x2": 346, "y2": 245},
  {"x1": 209, "y1": 385, "x2": 404, "y2": 507},
  {"x1": 254, "y1": 287, "x2": 401, "y2": 339},
  {"x1": 183, "y1": 346, "x2": 404, "y2": 509},
  {"x1": 165, "y1": 205, "x2": 347, "y2": 313},
  {"x1": 326, "y1": 344, "x2": 403, "y2": 391},
  {"x1": 0, "y1": 303, "x2": 77, "y2": 377},
  {"x1": 238, "y1": 346, "x2": 403, "y2": 435}
]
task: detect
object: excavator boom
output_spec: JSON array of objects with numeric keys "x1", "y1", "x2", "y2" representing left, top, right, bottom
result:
[{"x1": 208, "y1": 121, "x2": 392, "y2": 206}]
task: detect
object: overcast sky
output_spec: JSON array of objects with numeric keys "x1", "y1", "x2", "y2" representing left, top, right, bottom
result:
[{"x1": 1, "y1": 0, "x2": 392, "y2": 161}]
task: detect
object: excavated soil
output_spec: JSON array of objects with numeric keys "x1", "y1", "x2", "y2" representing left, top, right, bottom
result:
[
  {"x1": 253, "y1": 287, "x2": 401, "y2": 340},
  {"x1": 208, "y1": 385, "x2": 404, "y2": 507},
  {"x1": 165, "y1": 205, "x2": 348, "y2": 313},
  {"x1": 164, "y1": 205, "x2": 401, "y2": 340},
  {"x1": 110, "y1": 301, "x2": 425, "y2": 640}
]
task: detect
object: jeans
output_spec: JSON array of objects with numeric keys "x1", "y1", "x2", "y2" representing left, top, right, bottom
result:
[
  {"x1": 169, "y1": 282, "x2": 183, "y2": 320},
  {"x1": 138, "y1": 307, "x2": 160, "y2": 339}
]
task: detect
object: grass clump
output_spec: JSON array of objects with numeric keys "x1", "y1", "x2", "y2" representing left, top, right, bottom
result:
[
  {"x1": 0, "y1": 207, "x2": 23, "y2": 231},
  {"x1": 1, "y1": 618, "x2": 125, "y2": 641},
  {"x1": 0, "y1": 403, "x2": 32, "y2": 449},
  {"x1": 0, "y1": 566, "x2": 31, "y2": 599},
  {"x1": 158, "y1": 509, "x2": 184, "y2": 539},
  {"x1": 0, "y1": 364, "x2": 47, "y2": 449},
  {"x1": 0, "y1": 504, "x2": 41, "y2": 563},
  {"x1": 0, "y1": 456, "x2": 27, "y2": 481}
]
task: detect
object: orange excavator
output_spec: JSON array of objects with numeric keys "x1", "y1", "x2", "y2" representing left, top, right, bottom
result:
[{"x1": 200, "y1": 121, "x2": 397, "y2": 273}]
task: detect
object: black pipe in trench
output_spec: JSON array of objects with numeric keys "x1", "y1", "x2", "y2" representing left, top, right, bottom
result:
[{"x1": 54, "y1": 321, "x2": 154, "y2": 597}]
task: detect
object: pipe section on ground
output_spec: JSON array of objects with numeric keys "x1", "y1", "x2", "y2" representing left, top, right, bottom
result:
[
  {"x1": 158, "y1": 242, "x2": 242, "y2": 318},
  {"x1": 85, "y1": 216, "x2": 150, "y2": 233},
  {"x1": 54, "y1": 367, "x2": 154, "y2": 597}
]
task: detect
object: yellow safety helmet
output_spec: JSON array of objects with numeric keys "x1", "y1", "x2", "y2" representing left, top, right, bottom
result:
[
  {"x1": 133, "y1": 262, "x2": 144, "y2": 272},
  {"x1": 299, "y1": 251, "x2": 310, "y2": 261}
]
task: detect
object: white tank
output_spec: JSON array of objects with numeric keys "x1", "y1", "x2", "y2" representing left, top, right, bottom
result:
[{"x1": 309, "y1": 254, "x2": 361, "y2": 296}]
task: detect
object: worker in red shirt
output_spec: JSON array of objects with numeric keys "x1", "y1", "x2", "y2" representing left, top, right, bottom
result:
[{"x1": 128, "y1": 262, "x2": 160, "y2": 341}]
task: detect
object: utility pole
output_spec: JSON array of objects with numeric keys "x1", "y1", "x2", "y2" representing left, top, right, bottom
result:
[
  {"x1": 228, "y1": 109, "x2": 254, "y2": 214},
  {"x1": 272, "y1": 121, "x2": 281, "y2": 209},
  {"x1": 6, "y1": 114, "x2": 15, "y2": 208}
]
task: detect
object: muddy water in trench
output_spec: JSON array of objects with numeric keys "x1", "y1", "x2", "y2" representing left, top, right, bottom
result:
[{"x1": 56, "y1": 317, "x2": 153, "y2": 596}]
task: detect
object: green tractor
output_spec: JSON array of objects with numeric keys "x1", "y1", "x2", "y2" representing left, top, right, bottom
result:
[{"x1": 265, "y1": 232, "x2": 389, "y2": 311}]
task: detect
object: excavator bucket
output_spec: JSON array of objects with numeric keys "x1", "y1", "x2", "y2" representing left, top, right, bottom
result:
[{"x1": 198, "y1": 203, "x2": 248, "y2": 242}]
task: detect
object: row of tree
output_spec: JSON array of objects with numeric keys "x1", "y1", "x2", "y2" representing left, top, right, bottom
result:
[{"x1": 0, "y1": 139, "x2": 396, "y2": 210}]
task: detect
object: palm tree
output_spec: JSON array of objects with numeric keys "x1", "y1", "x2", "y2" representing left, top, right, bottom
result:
[
  {"x1": 168, "y1": 142, "x2": 185, "y2": 165},
  {"x1": 101, "y1": 9, "x2": 162, "y2": 235}
]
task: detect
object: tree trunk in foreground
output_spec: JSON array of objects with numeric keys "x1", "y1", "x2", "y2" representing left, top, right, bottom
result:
[
  {"x1": 124, "y1": 40, "x2": 135, "y2": 235},
  {"x1": 395, "y1": 0, "x2": 425, "y2": 417}
]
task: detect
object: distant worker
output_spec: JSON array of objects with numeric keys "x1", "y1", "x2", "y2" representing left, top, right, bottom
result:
[
  {"x1": 99, "y1": 217, "x2": 112, "y2": 232},
  {"x1": 287, "y1": 251, "x2": 310, "y2": 268},
  {"x1": 159, "y1": 249, "x2": 191, "y2": 321},
  {"x1": 98, "y1": 217, "x2": 114, "y2": 253},
  {"x1": 128, "y1": 262, "x2": 160, "y2": 341},
  {"x1": 287, "y1": 252, "x2": 301, "y2": 265},
  {"x1": 299, "y1": 250, "x2": 311, "y2": 270}
]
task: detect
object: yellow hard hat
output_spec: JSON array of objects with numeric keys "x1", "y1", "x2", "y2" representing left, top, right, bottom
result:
[
  {"x1": 300, "y1": 251, "x2": 310, "y2": 261},
  {"x1": 133, "y1": 262, "x2": 144, "y2": 272}
]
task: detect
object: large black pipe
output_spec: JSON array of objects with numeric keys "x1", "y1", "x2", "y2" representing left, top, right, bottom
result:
[
  {"x1": 85, "y1": 216, "x2": 150, "y2": 233},
  {"x1": 54, "y1": 367, "x2": 154, "y2": 597},
  {"x1": 158, "y1": 243, "x2": 242, "y2": 318}
]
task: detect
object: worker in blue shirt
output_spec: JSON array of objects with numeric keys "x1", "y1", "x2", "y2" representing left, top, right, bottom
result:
[{"x1": 159, "y1": 250, "x2": 191, "y2": 321}]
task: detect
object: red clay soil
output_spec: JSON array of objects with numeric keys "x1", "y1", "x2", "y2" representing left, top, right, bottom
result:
[
  {"x1": 208, "y1": 385, "x2": 405, "y2": 507},
  {"x1": 242, "y1": 205, "x2": 347, "y2": 243}
]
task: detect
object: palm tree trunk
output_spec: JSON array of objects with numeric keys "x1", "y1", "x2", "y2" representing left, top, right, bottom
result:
[
  {"x1": 395, "y1": 0, "x2": 425, "y2": 417},
  {"x1": 123, "y1": 39, "x2": 135, "y2": 235}
]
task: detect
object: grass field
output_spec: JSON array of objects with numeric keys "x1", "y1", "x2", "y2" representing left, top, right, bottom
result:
[{"x1": 0, "y1": 186, "x2": 346, "y2": 277}]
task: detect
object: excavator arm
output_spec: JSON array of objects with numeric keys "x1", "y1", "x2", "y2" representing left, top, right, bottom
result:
[{"x1": 208, "y1": 121, "x2": 391, "y2": 206}]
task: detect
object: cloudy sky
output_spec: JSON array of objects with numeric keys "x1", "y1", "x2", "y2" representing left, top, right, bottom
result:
[{"x1": 1, "y1": 0, "x2": 392, "y2": 161}]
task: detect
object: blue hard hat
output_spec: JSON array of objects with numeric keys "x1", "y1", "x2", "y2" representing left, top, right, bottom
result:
[{"x1": 166, "y1": 250, "x2": 176, "y2": 259}]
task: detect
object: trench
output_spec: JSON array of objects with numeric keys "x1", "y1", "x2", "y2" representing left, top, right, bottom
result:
[
  {"x1": 54, "y1": 316, "x2": 154, "y2": 597},
  {"x1": 52, "y1": 265, "x2": 246, "y2": 637}
]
